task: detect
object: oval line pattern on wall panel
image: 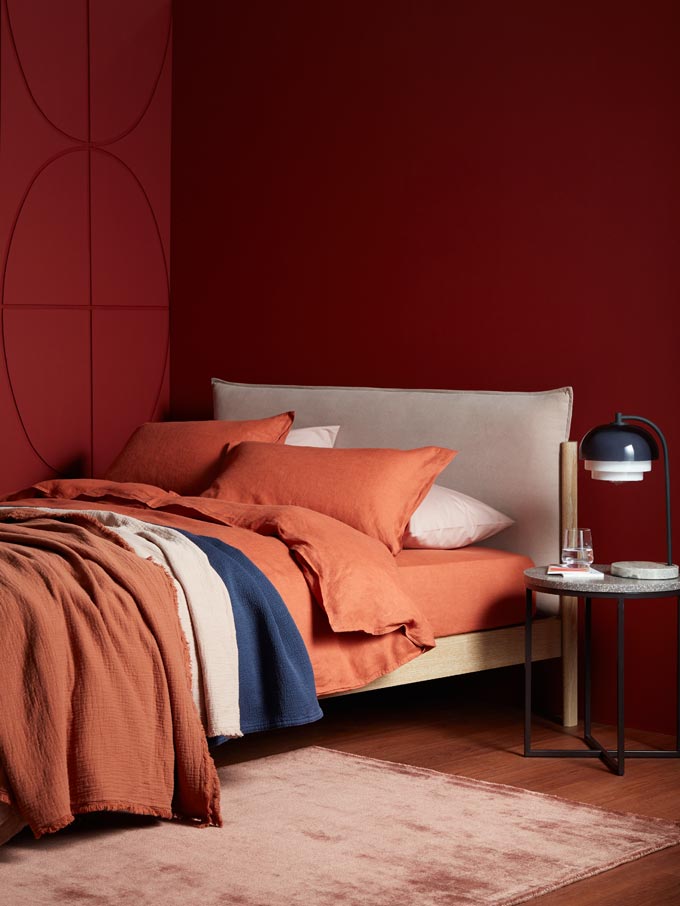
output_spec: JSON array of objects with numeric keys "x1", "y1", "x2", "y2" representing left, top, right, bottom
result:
[
  {"x1": 88, "y1": 0, "x2": 172, "y2": 145},
  {"x1": 2, "y1": 149, "x2": 91, "y2": 311},
  {"x1": 5, "y1": 0, "x2": 172, "y2": 148},
  {"x1": 92, "y1": 309, "x2": 170, "y2": 476},
  {"x1": 1, "y1": 148, "x2": 92, "y2": 472},
  {"x1": 4, "y1": 0, "x2": 89, "y2": 143},
  {"x1": 0, "y1": 0, "x2": 171, "y2": 488},
  {"x1": 91, "y1": 148, "x2": 170, "y2": 303},
  {"x1": 3, "y1": 308, "x2": 93, "y2": 477}
]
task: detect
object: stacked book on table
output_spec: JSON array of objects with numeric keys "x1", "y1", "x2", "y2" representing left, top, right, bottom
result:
[{"x1": 545, "y1": 564, "x2": 605, "y2": 580}]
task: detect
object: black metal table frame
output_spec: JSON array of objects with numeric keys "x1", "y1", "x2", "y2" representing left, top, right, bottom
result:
[{"x1": 524, "y1": 586, "x2": 680, "y2": 775}]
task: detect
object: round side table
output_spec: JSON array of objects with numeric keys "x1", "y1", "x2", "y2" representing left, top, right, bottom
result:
[{"x1": 524, "y1": 565, "x2": 680, "y2": 775}]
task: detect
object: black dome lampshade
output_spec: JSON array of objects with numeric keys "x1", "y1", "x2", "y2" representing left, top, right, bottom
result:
[
  {"x1": 580, "y1": 420, "x2": 659, "y2": 482},
  {"x1": 578, "y1": 412, "x2": 678, "y2": 580}
]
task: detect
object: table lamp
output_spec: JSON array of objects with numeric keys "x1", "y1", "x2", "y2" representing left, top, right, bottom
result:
[{"x1": 579, "y1": 413, "x2": 678, "y2": 579}]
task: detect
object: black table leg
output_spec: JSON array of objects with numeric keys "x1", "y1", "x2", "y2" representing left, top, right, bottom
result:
[
  {"x1": 616, "y1": 596, "x2": 625, "y2": 775},
  {"x1": 524, "y1": 588, "x2": 533, "y2": 756},
  {"x1": 584, "y1": 597, "x2": 624, "y2": 774},
  {"x1": 584, "y1": 597, "x2": 592, "y2": 739},
  {"x1": 677, "y1": 596, "x2": 680, "y2": 754}
]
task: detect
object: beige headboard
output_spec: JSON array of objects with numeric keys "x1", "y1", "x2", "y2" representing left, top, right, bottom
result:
[{"x1": 212, "y1": 379, "x2": 573, "y2": 568}]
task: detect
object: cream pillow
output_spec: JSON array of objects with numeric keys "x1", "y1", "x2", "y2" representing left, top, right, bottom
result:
[
  {"x1": 286, "y1": 425, "x2": 340, "y2": 448},
  {"x1": 404, "y1": 484, "x2": 514, "y2": 549}
]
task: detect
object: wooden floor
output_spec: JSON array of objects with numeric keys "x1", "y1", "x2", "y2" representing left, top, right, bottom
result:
[{"x1": 214, "y1": 666, "x2": 680, "y2": 906}]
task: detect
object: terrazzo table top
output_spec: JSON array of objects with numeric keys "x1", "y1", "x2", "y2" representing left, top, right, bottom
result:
[{"x1": 524, "y1": 565, "x2": 680, "y2": 597}]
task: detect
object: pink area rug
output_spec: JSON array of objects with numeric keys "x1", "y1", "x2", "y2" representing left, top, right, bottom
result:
[{"x1": 2, "y1": 746, "x2": 679, "y2": 905}]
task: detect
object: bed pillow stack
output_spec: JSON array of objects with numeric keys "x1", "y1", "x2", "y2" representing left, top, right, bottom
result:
[
  {"x1": 285, "y1": 425, "x2": 513, "y2": 549},
  {"x1": 105, "y1": 413, "x2": 512, "y2": 553},
  {"x1": 202, "y1": 442, "x2": 456, "y2": 555}
]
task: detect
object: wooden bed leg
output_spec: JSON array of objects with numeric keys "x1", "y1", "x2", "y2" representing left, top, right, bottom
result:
[
  {"x1": 561, "y1": 595, "x2": 579, "y2": 727},
  {"x1": 560, "y1": 441, "x2": 579, "y2": 727}
]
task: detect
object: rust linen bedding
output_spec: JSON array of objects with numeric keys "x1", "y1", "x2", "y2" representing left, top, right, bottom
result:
[
  {"x1": 6, "y1": 479, "x2": 436, "y2": 697},
  {"x1": 0, "y1": 510, "x2": 221, "y2": 840},
  {"x1": 396, "y1": 547, "x2": 534, "y2": 636}
]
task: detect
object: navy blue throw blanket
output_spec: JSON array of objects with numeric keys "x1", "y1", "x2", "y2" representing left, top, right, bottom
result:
[{"x1": 178, "y1": 530, "x2": 322, "y2": 742}]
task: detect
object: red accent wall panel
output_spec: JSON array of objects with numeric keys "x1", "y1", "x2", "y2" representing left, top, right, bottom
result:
[
  {"x1": 0, "y1": 0, "x2": 171, "y2": 491},
  {"x1": 4, "y1": 308, "x2": 91, "y2": 477},
  {"x1": 170, "y1": 1, "x2": 680, "y2": 734}
]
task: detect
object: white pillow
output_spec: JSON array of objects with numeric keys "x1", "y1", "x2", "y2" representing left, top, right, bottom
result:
[
  {"x1": 404, "y1": 484, "x2": 514, "y2": 550},
  {"x1": 285, "y1": 425, "x2": 340, "y2": 448}
]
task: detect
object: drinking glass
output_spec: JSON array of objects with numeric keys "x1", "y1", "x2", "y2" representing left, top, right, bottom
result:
[{"x1": 561, "y1": 528, "x2": 593, "y2": 567}]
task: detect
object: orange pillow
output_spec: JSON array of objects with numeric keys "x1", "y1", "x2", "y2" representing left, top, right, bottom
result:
[
  {"x1": 203, "y1": 441, "x2": 456, "y2": 554},
  {"x1": 104, "y1": 413, "x2": 293, "y2": 496}
]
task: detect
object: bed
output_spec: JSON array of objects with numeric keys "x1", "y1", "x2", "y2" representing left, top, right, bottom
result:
[
  {"x1": 210, "y1": 379, "x2": 577, "y2": 717},
  {"x1": 0, "y1": 381, "x2": 576, "y2": 844}
]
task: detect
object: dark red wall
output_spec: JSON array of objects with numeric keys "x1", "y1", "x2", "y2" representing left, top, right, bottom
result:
[
  {"x1": 0, "y1": 0, "x2": 172, "y2": 492},
  {"x1": 171, "y1": 1, "x2": 680, "y2": 734}
]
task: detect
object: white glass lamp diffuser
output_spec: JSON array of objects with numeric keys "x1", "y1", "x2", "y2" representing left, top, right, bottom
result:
[{"x1": 579, "y1": 413, "x2": 679, "y2": 580}]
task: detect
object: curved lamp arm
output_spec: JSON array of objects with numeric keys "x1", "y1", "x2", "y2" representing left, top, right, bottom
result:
[{"x1": 616, "y1": 413, "x2": 673, "y2": 566}]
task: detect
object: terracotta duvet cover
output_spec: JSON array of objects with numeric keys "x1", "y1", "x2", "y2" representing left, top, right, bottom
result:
[
  {"x1": 0, "y1": 479, "x2": 435, "y2": 842},
  {"x1": 6, "y1": 479, "x2": 436, "y2": 694}
]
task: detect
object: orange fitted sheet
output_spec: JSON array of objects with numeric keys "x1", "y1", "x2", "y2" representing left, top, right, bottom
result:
[{"x1": 395, "y1": 546, "x2": 534, "y2": 638}]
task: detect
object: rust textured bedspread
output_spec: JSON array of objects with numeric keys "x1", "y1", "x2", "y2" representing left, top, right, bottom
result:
[
  {"x1": 5, "y1": 479, "x2": 436, "y2": 694},
  {"x1": 0, "y1": 510, "x2": 221, "y2": 839}
]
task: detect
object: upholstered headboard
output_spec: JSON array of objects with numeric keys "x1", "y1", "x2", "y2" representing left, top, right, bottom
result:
[{"x1": 212, "y1": 379, "x2": 573, "y2": 568}]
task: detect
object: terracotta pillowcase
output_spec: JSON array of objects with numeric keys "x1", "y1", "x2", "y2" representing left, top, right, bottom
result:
[
  {"x1": 104, "y1": 412, "x2": 294, "y2": 496},
  {"x1": 202, "y1": 441, "x2": 457, "y2": 554}
]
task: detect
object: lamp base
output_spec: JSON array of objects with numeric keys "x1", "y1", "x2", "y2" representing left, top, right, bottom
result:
[{"x1": 611, "y1": 560, "x2": 680, "y2": 580}]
